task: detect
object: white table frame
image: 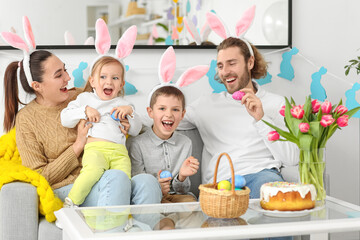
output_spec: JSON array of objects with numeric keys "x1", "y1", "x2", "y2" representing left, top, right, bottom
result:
[{"x1": 55, "y1": 196, "x2": 360, "y2": 240}]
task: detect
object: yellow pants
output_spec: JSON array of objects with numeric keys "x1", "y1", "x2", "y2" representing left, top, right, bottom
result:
[{"x1": 69, "y1": 141, "x2": 131, "y2": 205}]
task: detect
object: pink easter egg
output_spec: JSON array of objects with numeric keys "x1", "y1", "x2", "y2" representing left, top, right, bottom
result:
[{"x1": 232, "y1": 91, "x2": 245, "y2": 100}]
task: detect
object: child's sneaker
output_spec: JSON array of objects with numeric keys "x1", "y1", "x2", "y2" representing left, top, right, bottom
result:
[{"x1": 63, "y1": 197, "x2": 78, "y2": 208}]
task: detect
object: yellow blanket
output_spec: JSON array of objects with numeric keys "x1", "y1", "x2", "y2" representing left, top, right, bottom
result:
[{"x1": 0, "y1": 128, "x2": 63, "y2": 222}]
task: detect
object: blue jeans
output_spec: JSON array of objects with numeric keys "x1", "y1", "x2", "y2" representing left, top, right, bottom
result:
[
  {"x1": 54, "y1": 170, "x2": 162, "y2": 206},
  {"x1": 244, "y1": 168, "x2": 284, "y2": 199}
]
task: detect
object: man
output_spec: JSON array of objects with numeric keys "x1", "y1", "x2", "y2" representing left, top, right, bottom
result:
[{"x1": 179, "y1": 37, "x2": 299, "y2": 198}]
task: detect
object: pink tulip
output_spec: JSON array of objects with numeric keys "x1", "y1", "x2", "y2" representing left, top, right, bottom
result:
[
  {"x1": 299, "y1": 122, "x2": 310, "y2": 133},
  {"x1": 321, "y1": 101, "x2": 332, "y2": 114},
  {"x1": 334, "y1": 105, "x2": 348, "y2": 116},
  {"x1": 268, "y1": 131, "x2": 280, "y2": 141},
  {"x1": 320, "y1": 115, "x2": 335, "y2": 127},
  {"x1": 337, "y1": 115, "x2": 349, "y2": 127},
  {"x1": 290, "y1": 105, "x2": 304, "y2": 119},
  {"x1": 311, "y1": 99, "x2": 321, "y2": 113},
  {"x1": 279, "y1": 105, "x2": 285, "y2": 117}
]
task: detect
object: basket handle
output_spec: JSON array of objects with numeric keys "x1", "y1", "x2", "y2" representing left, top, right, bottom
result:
[{"x1": 213, "y1": 152, "x2": 236, "y2": 194}]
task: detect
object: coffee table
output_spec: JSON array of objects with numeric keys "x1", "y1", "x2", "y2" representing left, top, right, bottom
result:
[{"x1": 55, "y1": 196, "x2": 360, "y2": 240}]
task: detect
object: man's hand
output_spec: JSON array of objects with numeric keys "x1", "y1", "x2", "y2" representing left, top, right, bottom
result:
[
  {"x1": 157, "y1": 170, "x2": 172, "y2": 196},
  {"x1": 85, "y1": 106, "x2": 101, "y2": 122},
  {"x1": 240, "y1": 88, "x2": 264, "y2": 122},
  {"x1": 178, "y1": 156, "x2": 199, "y2": 182}
]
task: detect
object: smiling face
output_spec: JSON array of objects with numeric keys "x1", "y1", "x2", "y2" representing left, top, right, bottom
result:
[
  {"x1": 147, "y1": 94, "x2": 185, "y2": 140},
  {"x1": 32, "y1": 54, "x2": 71, "y2": 107},
  {"x1": 217, "y1": 46, "x2": 254, "y2": 94},
  {"x1": 89, "y1": 61, "x2": 124, "y2": 100}
]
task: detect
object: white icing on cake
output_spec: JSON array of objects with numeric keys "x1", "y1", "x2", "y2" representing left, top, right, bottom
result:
[{"x1": 260, "y1": 182, "x2": 316, "y2": 202}]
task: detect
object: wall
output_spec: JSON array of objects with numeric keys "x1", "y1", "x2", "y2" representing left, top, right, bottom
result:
[{"x1": 0, "y1": 0, "x2": 360, "y2": 206}]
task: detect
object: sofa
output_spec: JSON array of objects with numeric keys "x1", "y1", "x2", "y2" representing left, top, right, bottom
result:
[{"x1": 0, "y1": 128, "x2": 299, "y2": 240}]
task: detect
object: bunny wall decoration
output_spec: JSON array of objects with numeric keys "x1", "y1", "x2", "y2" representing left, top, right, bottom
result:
[
  {"x1": 205, "y1": 5, "x2": 256, "y2": 57},
  {"x1": 148, "y1": 46, "x2": 210, "y2": 106}
]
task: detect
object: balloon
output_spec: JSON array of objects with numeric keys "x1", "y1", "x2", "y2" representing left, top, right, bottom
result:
[{"x1": 262, "y1": 1, "x2": 288, "y2": 45}]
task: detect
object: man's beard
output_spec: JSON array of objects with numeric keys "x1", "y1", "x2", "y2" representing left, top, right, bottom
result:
[{"x1": 222, "y1": 68, "x2": 251, "y2": 94}]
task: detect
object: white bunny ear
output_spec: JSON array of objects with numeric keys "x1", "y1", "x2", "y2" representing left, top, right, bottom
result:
[
  {"x1": 95, "y1": 18, "x2": 111, "y2": 55},
  {"x1": 205, "y1": 12, "x2": 230, "y2": 39},
  {"x1": 235, "y1": 5, "x2": 256, "y2": 37},
  {"x1": 184, "y1": 17, "x2": 201, "y2": 45},
  {"x1": 201, "y1": 22, "x2": 212, "y2": 42},
  {"x1": 64, "y1": 31, "x2": 76, "y2": 45},
  {"x1": 158, "y1": 46, "x2": 176, "y2": 84},
  {"x1": 0, "y1": 32, "x2": 29, "y2": 52},
  {"x1": 23, "y1": 16, "x2": 35, "y2": 51},
  {"x1": 115, "y1": 25, "x2": 137, "y2": 59},
  {"x1": 84, "y1": 36, "x2": 95, "y2": 45},
  {"x1": 176, "y1": 65, "x2": 209, "y2": 87}
]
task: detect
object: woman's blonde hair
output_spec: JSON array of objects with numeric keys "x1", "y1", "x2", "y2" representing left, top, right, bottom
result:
[{"x1": 84, "y1": 56, "x2": 125, "y2": 97}]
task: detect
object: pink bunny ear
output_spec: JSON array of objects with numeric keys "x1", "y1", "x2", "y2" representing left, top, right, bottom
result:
[
  {"x1": 115, "y1": 25, "x2": 137, "y2": 59},
  {"x1": 206, "y1": 12, "x2": 230, "y2": 39},
  {"x1": 23, "y1": 16, "x2": 35, "y2": 50},
  {"x1": 235, "y1": 5, "x2": 256, "y2": 37},
  {"x1": 184, "y1": 17, "x2": 201, "y2": 45},
  {"x1": 201, "y1": 22, "x2": 212, "y2": 41},
  {"x1": 95, "y1": 18, "x2": 111, "y2": 55},
  {"x1": 158, "y1": 46, "x2": 176, "y2": 83},
  {"x1": 176, "y1": 65, "x2": 209, "y2": 87},
  {"x1": 152, "y1": 24, "x2": 158, "y2": 39},
  {"x1": 0, "y1": 32, "x2": 29, "y2": 52},
  {"x1": 64, "y1": 31, "x2": 76, "y2": 45}
]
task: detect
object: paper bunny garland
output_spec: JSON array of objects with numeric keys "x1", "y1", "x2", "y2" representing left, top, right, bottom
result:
[
  {"x1": 148, "y1": 46, "x2": 209, "y2": 106},
  {"x1": 184, "y1": 17, "x2": 211, "y2": 45},
  {"x1": 1, "y1": 16, "x2": 36, "y2": 87},
  {"x1": 206, "y1": 5, "x2": 256, "y2": 57},
  {"x1": 89, "y1": 18, "x2": 137, "y2": 76}
]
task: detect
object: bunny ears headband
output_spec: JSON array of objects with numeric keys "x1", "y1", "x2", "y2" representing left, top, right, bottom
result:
[
  {"x1": 206, "y1": 5, "x2": 256, "y2": 57},
  {"x1": 148, "y1": 46, "x2": 209, "y2": 107},
  {"x1": 90, "y1": 18, "x2": 137, "y2": 75},
  {"x1": 1, "y1": 16, "x2": 36, "y2": 87},
  {"x1": 184, "y1": 18, "x2": 211, "y2": 45}
]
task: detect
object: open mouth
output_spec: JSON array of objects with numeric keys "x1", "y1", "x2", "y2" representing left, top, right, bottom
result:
[
  {"x1": 162, "y1": 120, "x2": 174, "y2": 130},
  {"x1": 103, "y1": 88, "x2": 113, "y2": 96},
  {"x1": 60, "y1": 87, "x2": 68, "y2": 92},
  {"x1": 226, "y1": 77, "x2": 237, "y2": 84}
]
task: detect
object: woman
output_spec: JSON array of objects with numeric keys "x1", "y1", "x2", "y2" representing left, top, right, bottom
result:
[{"x1": 3, "y1": 50, "x2": 162, "y2": 208}]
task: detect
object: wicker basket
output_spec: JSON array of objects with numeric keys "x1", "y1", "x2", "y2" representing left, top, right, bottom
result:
[{"x1": 199, "y1": 152, "x2": 250, "y2": 218}]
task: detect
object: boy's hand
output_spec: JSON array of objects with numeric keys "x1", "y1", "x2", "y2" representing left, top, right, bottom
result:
[
  {"x1": 157, "y1": 170, "x2": 172, "y2": 196},
  {"x1": 178, "y1": 156, "x2": 199, "y2": 182},
  {"x1": 111, "y1": 105, "x2": 133, "y2": 120},
  {"x1": 85, "y1": 106, "x2": 101, "y2": 122}
]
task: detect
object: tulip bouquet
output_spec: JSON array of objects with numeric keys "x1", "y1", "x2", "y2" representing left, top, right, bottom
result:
[{"x1": 264, "y1": 96, "x2": 360, "y2": 202}]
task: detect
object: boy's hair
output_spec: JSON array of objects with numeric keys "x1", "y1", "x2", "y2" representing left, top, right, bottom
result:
[
  {"x1": 149, "y1": 86, "x2": 185, "y2": 110},
  {"x1": 216, "y1": 37, "x2": 268, "y2": 81},
  {"x1": 84, "y1": 56, "x2": 125, "y2": 97}
]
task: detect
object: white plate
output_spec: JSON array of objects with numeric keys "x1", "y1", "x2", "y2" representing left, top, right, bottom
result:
[{"x1": 248, "y1": 200, "x2": 325, "y2": 217}]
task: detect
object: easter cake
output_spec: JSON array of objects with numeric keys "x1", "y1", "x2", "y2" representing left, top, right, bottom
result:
[{"x1": 260, "y1": 182, "x2": 316, "y2": 211}]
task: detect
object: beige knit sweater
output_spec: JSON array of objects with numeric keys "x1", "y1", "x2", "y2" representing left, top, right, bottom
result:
[{"x1": 16, "y1": 88, "x2": 83, "y2": 189}]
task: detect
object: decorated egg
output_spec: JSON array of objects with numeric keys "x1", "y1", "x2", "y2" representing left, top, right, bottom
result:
[
  {"x1": 160, "y1": 170, "x2": 172, "y2": 179},
  {"x1": 232, "y1": 91, "x2": 245, "y2": 101},
  {"x1": 230, "y1": 175, "x2": 246, "y2": 189},
  {"x1": 217, "y1": 180, "x2": 231, "y2": 190},
  {"x1": 111, "y1": 111, "x2": 120, "y2": 121}
]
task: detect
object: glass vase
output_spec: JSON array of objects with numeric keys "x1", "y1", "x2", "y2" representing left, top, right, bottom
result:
[{"x1": 299, "y1": 148, "x2": 326, "y2": 203}]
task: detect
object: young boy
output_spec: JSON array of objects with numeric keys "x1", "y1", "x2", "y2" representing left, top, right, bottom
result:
[{"x1": 127, "y1": 86, "x2": 199, "y2": 204}]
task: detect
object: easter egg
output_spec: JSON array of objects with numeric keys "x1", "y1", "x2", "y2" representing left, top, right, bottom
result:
[
  {"x1": 111, "y1": 111, "x2": 120, "y2": 121},
  {"x1": 232, "y1": 91, "x2": 245, "y2": 101},
  {"x1": 230, "y1": 175, "x2": 246, "y2": 189},
  {"x1": 160, "y1": 170, "x2": 172, "y2": 179},
  {"x1": 217, "y1": 180, "x2": 231, "y2": 190}
]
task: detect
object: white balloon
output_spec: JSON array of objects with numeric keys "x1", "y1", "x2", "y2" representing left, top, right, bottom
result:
[{"x1": 262, "y1": 1, "x2": 288, "y2": 45}]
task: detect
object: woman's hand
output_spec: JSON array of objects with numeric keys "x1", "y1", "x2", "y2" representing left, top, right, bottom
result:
[
  {"x1": 85, "y1": 106, "x2": 101, "y2": 123},
  {"x1": 178, "y1": 156, "x2": 199, "y2": 182},
  {"x1": 72, "y1": 119, "x2": 92, "y2": 157},
  {"x1": 119, "y1": 118, "x2": 130, "y2": 135},
  {"x1": 158, "y1": 170, "x2": 172, "y2": 196}
]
